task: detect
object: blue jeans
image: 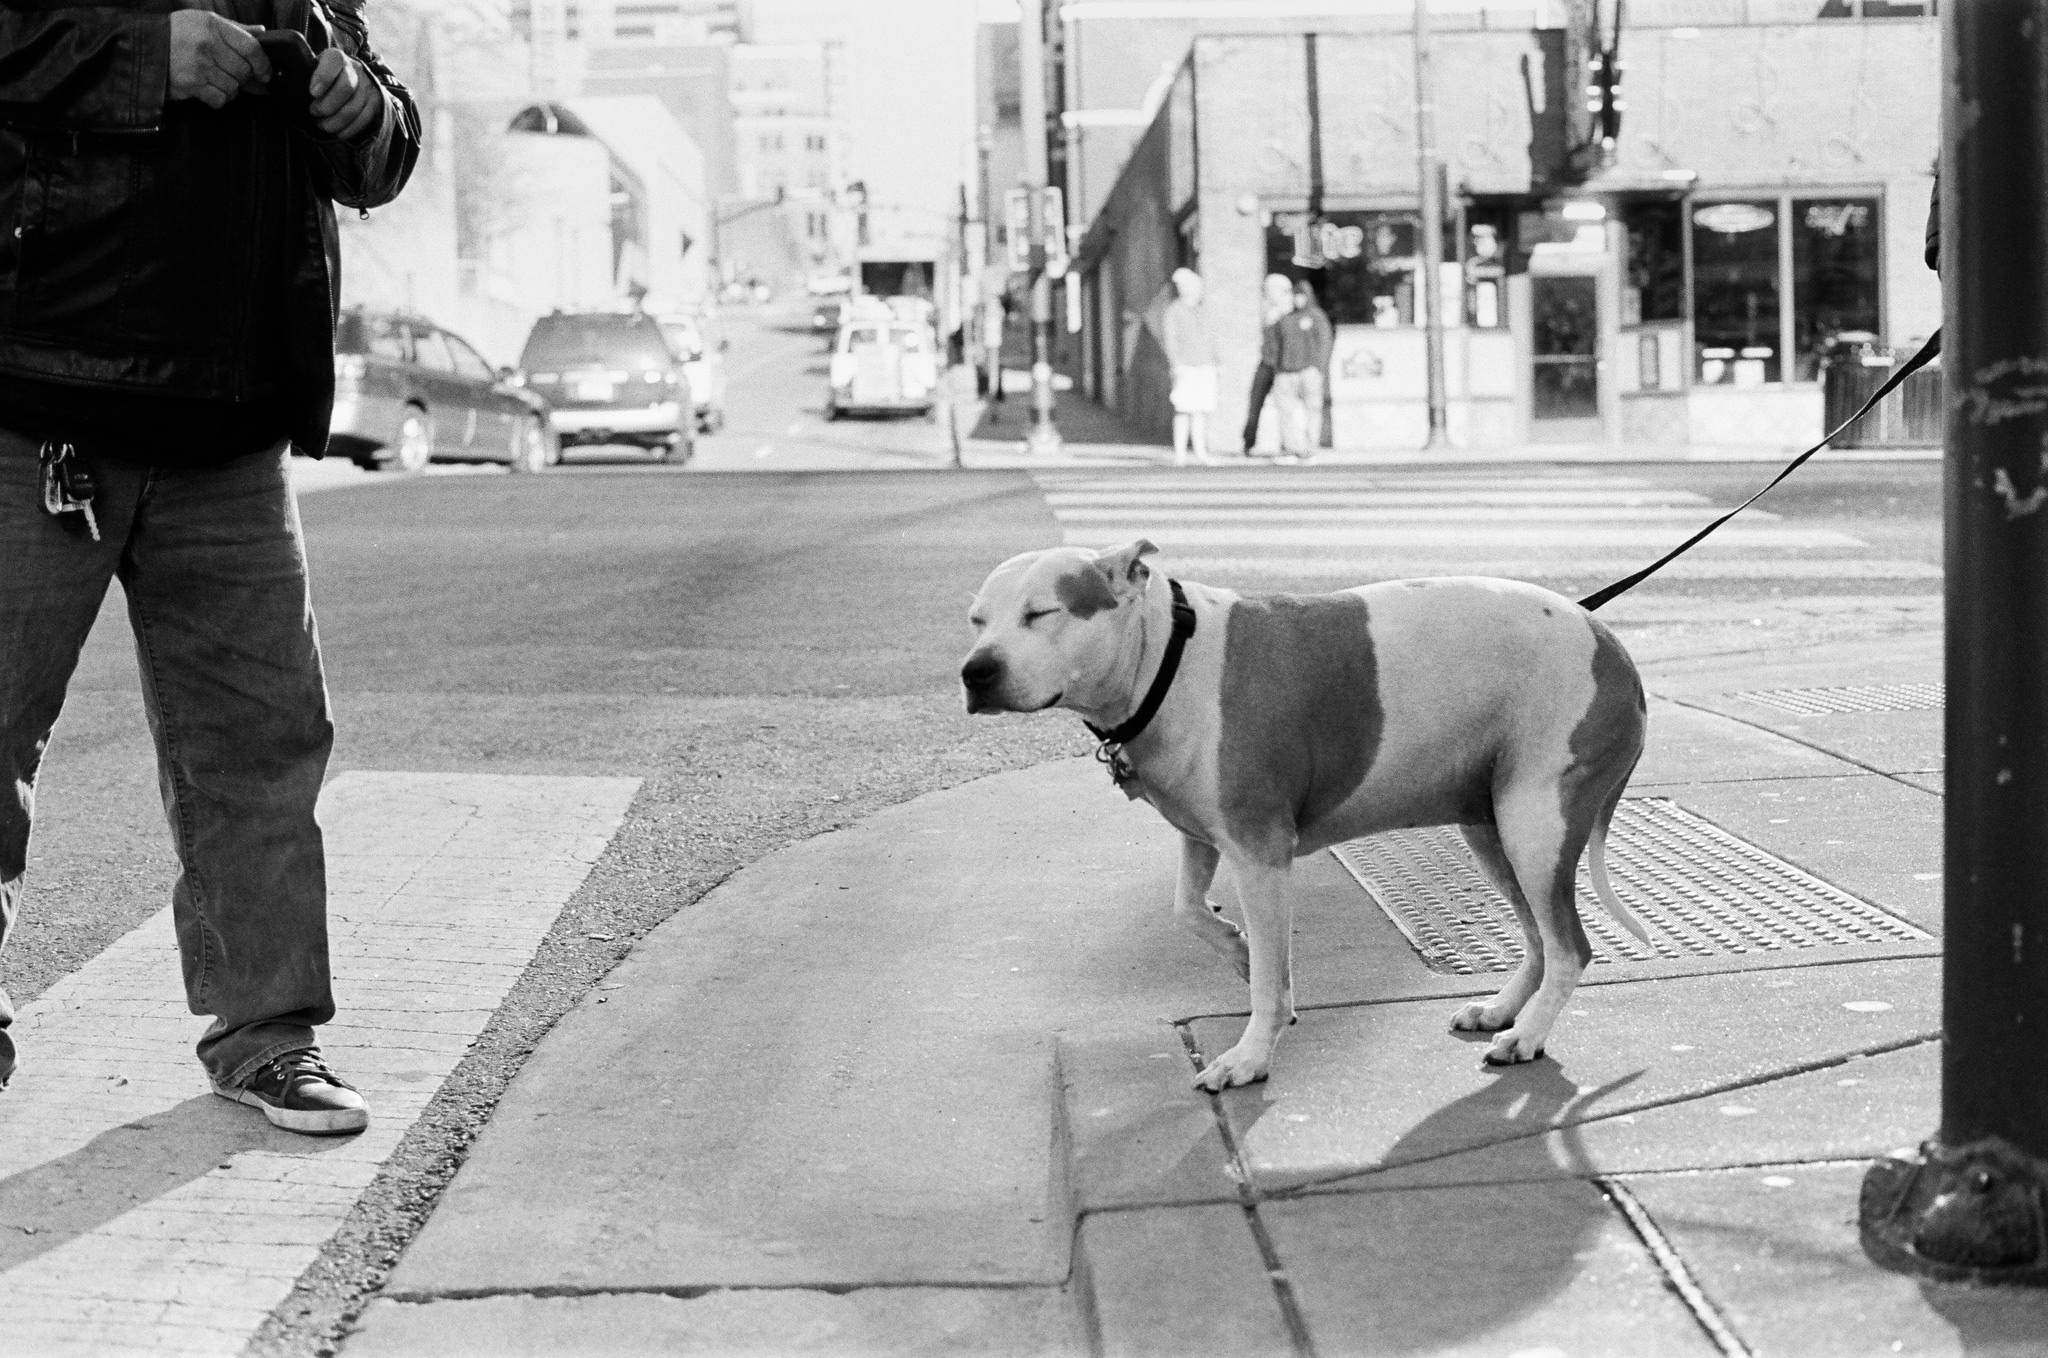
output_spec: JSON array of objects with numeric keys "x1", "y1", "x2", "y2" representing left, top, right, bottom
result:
[{"x1": 0, "y1": 430, "x2": 336, "y2": 1089}]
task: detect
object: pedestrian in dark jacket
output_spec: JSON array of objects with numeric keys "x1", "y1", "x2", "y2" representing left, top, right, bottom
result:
[
  {"x1": 0, "y1": 0, "x2": 420, "y2": 1136},
  {"x1": 1268, "y1": 279, "x2": 1333, "y2": 457}
]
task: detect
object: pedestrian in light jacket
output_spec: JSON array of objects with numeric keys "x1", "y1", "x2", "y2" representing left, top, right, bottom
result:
[
  {"x1": 0, "y1": 0, "x2": 420, "y2": 1136},
  {"x1": 1162, "y1": 267, "x2": 1218, "y2": 465}
]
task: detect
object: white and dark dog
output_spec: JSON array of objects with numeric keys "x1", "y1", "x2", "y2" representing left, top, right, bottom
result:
[{"x1": 961, "y1": 541, "x2": 1649, "y2": 1092}]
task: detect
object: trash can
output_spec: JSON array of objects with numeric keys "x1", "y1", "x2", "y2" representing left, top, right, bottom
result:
[{"x1": 1822, "y1": 332, "x2": 1941, "y2": 448}]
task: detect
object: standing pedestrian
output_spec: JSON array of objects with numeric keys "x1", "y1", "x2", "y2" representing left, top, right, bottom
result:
[
  {"x1": 1242, "y1": 273, "x2": 1295, "y2": 455},
  {"x1": 1271, "y1": 278, "x2": 1334, "y2": 459},
  {"x1": 1162, "y1": 267, "x2": 1218, "y2": 465},
  {"x1": 1296, "y1": 279, "x2": 1336, "y2": 449},
  {"x1": 0, "y1": 0, "x2": 421, "y2": 1134}
]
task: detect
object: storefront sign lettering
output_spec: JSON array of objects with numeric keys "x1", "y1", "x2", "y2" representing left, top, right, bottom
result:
[{"x1": 1692, "y1": 203, "x2": 1776, "y2": 234}]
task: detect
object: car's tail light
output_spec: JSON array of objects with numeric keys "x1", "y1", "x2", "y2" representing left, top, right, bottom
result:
[
  {"x1": 643, "y1": 369, "x2": 668, "y2": 385},
  {"x1": 334, "y1": 354, "x2": 365, "y2": 383}
]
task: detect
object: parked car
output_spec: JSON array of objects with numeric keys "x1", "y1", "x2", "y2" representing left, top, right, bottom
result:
[
  {"x1": 657, "y1": 313, "x2": 728, "y2": 433},
  {"x1": 825, "y1": 312, "x2": 939, "y2": 420},
  {"x1": 516, "y1": 311, "x2": 696, "y2": 461},
  {"x1": 328, "y1": 310, "x2": 556, "y2": 473}
]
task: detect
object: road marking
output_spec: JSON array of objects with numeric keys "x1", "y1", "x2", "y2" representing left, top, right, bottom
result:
[
  {"x1": 755, "y1": 444, "x2": 775, "y2": 459},
  {"x1": 1044, "y1": 488, "x2": 1714, "y2": 507},
  {"x1": 1059, "y1": 525, "x2": 1861, "y2": 548},
  {"x1": 1159, "y1": 556, "x2": 1941, "y2": 581},
  {"x1": 1052, "y1": 505, "x2": 1777, "y2": 524},
  {"x1": 0, "y1": 771, "x2": 640, "y2": 1358},
  {"x1": 786, "y1": 421, "x2": 803, "y2": 435}
]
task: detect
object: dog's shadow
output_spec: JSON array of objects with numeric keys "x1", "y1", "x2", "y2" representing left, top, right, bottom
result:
[
  {"x1": 1254, "y1": 1059, "x2": 1646, "y2": 1353},
  {"x1": 0, "y1": 1094, "x2": 355, "y2": 1275}
]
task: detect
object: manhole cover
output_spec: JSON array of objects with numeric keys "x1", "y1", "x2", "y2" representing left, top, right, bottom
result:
[
  {"x1": 1329, "y1": 798, "x2": 1929, "y2": 975},
  {"x1": 1732, "y1": 683, "x2": 1944, "y2": 716}
]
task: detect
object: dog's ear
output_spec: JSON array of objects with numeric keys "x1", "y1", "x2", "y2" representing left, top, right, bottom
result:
[{"x1": 1094, "y1": 539, "x2": 1158, "y2": 597}]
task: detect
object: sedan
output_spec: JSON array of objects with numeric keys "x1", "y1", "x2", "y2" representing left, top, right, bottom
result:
[{"x1": 329, "y1": 311, "x2": 556, "y2": 473}]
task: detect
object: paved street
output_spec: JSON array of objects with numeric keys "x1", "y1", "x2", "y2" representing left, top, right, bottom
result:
[{"x1": 8, "y1": 398, "x2": 2030, "y2": 1356}]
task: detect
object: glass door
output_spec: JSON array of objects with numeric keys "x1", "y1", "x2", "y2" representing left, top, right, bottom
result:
[{"x1": 1531, "y1": 274, "x2": 1602, "y2": 441}]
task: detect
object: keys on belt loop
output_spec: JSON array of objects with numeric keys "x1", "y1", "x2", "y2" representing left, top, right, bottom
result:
[{"x1": 38, "y1": 441, "x2": 100, "y2": 541}]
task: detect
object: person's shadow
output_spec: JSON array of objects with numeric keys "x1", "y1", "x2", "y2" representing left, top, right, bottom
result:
[
  {"x1": 0, "y1": 1094, "x2": 354, "y2": 1273},
  {"x1": 1256, "y1": 1056, "x2": 1643, "y2": 1354}
]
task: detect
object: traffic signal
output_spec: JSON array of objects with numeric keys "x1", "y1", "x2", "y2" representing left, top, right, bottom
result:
[{"x1": 1585, "y1": 46, "x2": 1623, "y2": 153}]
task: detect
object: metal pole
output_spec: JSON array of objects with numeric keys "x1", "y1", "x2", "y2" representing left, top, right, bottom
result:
[
  {"x1": 1414, "y1": 0, "x2": 1449, "y2": 451},
  {"x1": 1017, "y1": 0, "x2": 1062, "y2": 456},
  {"x1": 1859, "y1": 0, "x2": 2048, "y2": 1287}
]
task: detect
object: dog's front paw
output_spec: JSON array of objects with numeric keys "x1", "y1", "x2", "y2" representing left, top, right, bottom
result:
[
  {"x1": 1449, "y1": 1001, "x2": 1512, "y2": 1033},
  {"x1": 1482, "y1": 1030, "x2": 1546, "y2": 1066},
  {"x1": 1193, "y1": 1044, "x2": 1270, "y2": 1092}
]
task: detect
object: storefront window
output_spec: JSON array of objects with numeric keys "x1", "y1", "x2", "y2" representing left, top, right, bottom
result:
[
  {"x1": 1265, "y1": 210, "x2": 1422, "y2": 327},
  {"x1": 1623, "y1": 200, "x2": 1684, "y2": 325},
  {"x1": 1691, "y1": 200, "x2": 1782, "y2": 385},
  {"x1": 1792, "y1": 197, "x2": 1881, "y2": 380}
]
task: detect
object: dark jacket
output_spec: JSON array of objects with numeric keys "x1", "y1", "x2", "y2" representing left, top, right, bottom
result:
[
  {"x1": 0, "y1": 0, "x2": 420, "y2": 455},
  {"x1": 1263, "y1": 303, "x2": 1333, "y2": 374}
]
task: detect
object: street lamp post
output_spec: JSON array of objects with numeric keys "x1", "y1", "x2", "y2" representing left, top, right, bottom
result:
[
  {"x1": 1016, "y1": 0, "x2": 1062, "y2": 456},
  {"x1": 1414, "y1": 0, "x2": 1450, "y2": 451},
  {"x1": 1858, "y1": 0, "x2": 2048, "y2": 1286}
]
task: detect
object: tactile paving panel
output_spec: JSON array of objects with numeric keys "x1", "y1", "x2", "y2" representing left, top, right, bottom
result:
[
  {"x1": 1731, "y1": 683, "x2": 1945, "y2": 716},
  {"x1": 1329, "y1": 798, "x2": 1930, "y2": 975}
]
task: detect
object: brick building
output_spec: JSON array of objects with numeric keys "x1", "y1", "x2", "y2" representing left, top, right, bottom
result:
[{"x1": 1069, "y1": 1, "x2": 1939, "y2": 451}]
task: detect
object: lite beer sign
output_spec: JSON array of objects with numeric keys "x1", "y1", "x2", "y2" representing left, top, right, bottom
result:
[{"x1": 1282, "y1": 214, "x2": 1367, "y2": 270}]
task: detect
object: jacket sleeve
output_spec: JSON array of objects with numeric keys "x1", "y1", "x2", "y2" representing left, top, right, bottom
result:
[
  {"x1": 309, "y1": 0, "x2": 420, "y2": 210},
  {"x1": 1259, "y1": 320, "x2": 1278, "y2": 369},
  {"x1": 0, "y1": 6, "x2": 169, "y2": 133}
]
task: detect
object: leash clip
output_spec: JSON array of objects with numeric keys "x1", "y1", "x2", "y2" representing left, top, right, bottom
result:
[{"x1": 1093, "y1": 738, "x2": 1143, "y2": 799}]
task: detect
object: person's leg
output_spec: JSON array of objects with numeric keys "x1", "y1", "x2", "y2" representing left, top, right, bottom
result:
[
  {"x1": 1173, "y1": 409, "x2": 1191, "y2": 465},
  {"x1": 1305, "y1": 368, "x2": 1328, "y2": 456},
  {"x1": 0, "y1": 432, "x2": 138, "y2": 1087},
  {"x1": 116, "y1": 444, "x2": 338, "y2": 1090},
  {"x1": 1191, "y1": 412, "x2": 1209, "y2": 461},
  {"x1": 1274, "y1": 372, "x2": 1305, "y2": 453},
  {"x1": 1242, "y1": 362, "x2": 1274, "y2": 454}
]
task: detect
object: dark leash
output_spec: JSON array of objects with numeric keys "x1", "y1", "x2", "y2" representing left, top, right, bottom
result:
[
  {"x1": 1577, "y1": 330, "x2": 1943, "y2": 612},
  {"x1": 1085, "y1": 579, "x2": 1197, "y2": 795}
]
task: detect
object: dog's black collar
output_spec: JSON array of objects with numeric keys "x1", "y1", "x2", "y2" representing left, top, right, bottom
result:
[{"x1": 1085, "y1": 579, "x2": 1196, "y2": 791}]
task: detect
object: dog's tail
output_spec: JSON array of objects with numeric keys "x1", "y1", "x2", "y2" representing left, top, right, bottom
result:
[{"x1": 1587, "y1": 786, "x2": 1651, "y2": 947}]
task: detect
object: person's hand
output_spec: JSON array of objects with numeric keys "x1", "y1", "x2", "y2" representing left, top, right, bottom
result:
[
  {"x1": 167, "y1": 10, "x2": 271, "y2": 109},
  {"x1": 308, "y1": 48, "x2": 383, "y2": 142}
]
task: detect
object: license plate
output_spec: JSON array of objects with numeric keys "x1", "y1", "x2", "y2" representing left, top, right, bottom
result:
[{"x1": 573, "y1": 379, "x2": 615, "y2": 401}]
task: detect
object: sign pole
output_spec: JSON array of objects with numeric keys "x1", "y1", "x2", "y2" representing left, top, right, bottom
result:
[
  {"x1": 1018, "y1": 0, "x2": 1062, "y2": 456},
  {"x1": 1414, "y1": 0, "x2": 1450, "y2": 451},
  {"x1": 1859, "y1": 0, "x2": 2048, "y2": 1286}
]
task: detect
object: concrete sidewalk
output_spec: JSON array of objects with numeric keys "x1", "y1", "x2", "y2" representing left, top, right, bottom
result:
[
  {"x1": 340, "y1": 623, "x2": 2048, "y2": 1357},
  {"x1": 948, "y1": 376, "x2": 1939, "y2": 470}
]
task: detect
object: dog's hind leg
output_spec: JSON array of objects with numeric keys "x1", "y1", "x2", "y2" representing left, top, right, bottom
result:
[
  {"x1": 1449, "y1": 821, "x2": 1545, "y2": 1035},
  {"x1": 1172, "y1": 835, "x2": 1250, "y2": 980},
  {"x1": 1479, "y1": 784, "x2": 1595, "y2": 1066}
]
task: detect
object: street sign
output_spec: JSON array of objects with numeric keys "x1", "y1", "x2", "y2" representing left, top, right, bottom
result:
[
  {"x1": 1042, "y1": 186, "x2": 1068, "y2": 276},
  {"x1": 1005, "y1": 189, "x2": 1031, "y2": 273},
  {"x1": 1004, "y1": 186, "x2": 1069, "y2": 277}
]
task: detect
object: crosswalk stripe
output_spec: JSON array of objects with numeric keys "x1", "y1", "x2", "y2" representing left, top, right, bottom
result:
[
  {"x1": 1156, "y1": 556, "x2": 1942, "y2": 581},
  {"x1": 0, "y1": 771, "x2": 640, "y2": 1358},
  {"x1": 1044, "y1": 489, "x2": 1714, "y2": 507},
  {"x1": 1052, "y1": 505, "x2": 1777, "y2": 524},
  {"x1": 1059, "y1": 525, "x2": 1863, "y2": 549}
]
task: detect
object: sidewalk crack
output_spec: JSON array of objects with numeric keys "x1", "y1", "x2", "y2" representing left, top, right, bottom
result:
[
  {"x1": 1599, "y1": 1176, "x2": 1756, "y2": 1358},
  {"x1": 1177, "y1": 1024, "x2": 1320, "y2": 1358},
  {"x1": 1664, "y1": 696, "x2": 1941, "y2": 796}
]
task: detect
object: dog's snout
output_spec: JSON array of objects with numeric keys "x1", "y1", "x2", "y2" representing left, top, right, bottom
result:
[{"x1": 961, "y1": 652, "x2": 1002, "y2": 691}]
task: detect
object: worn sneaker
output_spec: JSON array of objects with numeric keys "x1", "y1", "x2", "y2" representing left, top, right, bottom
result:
[{"x1": 213, "y1": 1048, "x2": 369, "y2": 1135}]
